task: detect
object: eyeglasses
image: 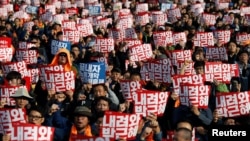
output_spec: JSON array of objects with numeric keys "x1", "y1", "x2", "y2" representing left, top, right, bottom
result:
[
  {"x1": 59, "y1": 53, "x2": 67, "y2": 57},
  {"x1": 28, "y1": 115, "x2": 43, "y2": 120}
]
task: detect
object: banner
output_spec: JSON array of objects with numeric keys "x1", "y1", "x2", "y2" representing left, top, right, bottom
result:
[
  {"x1": 0, "y1": 37, "x2": 13, "y2": 62},
  {"x1": 95, "y1": 38, "x2": 114, "y2": 53},
  {"x1": 75, "y1": 0, "x2": 84, "y2": 8},
  {"x1": 173, "y1": 32, "x2": 187, "y2": 45},
  {"x1": 167, "y1": 8, "x2": 181, "y2": 18},
  {"x1": 0, "y1": 108, "x2": 26, "y2": 134},
  {"x1": 70, "y1": 136, "x2": 113, "y2": 141},
  {"x1": 170, "y1": 50, "x2": 192, "y2": 66},
  {"x1": 236, "y1": 33, "x2": 250, "y2": 43},
  {"x1": 151, "y1": 11, "x2": 168, "y2": 26},
  {"x1": 216, "y1": 91, "x2": 250, "y2": 117},
  {"x1": 18, "y1": 42, "x2": 36, "y2": 50},
  {"x1": 136, "y1": 3, "x2": 148, "y2": 13},
  {"x1": 129, "y1": 44, "x2": 153, "y2": 62},
  {"x1": 123, "y1": 39, "x2": 142, "y2": 51},
  {"x1": 77, "y1": 23, "x2": 94, "y2": 37},
  {"x1": 97, "y1": 18, "x2": 112, "y2": 29},
  {"x1": 179, "y1": 83, "x2": 211, "y2": 108},
  {"x1": 108, "y1": 29, "x2": 123, "y2": 40},
  {"x1": 45, "y1": 4, "x2": 56, "y2": 14},
  {"x1": 27, "y1": 68, "x2": 40, "y2": 84},
  {"x1": 1, "y1": 61, "x2": 29, "y2": 77},
  {"x1": 25, "y1": 5, "x2": 38, "y2": 14},
  {"x1": 0, "y1": 37, "x2": 11, "y2": 48},
  {"x1": 202, "y1": 13, "x2": 216, "y2": 26},
  {"x1": 63, "y1": 29, "x2": 80, "y2": 43},
  {"x1": 15, "y1": 49, "x2": 38, "y2": 65},
  {"x1": 135, "y1": 12, "x2": 149, "y2": 26},
  {"x1": 194, "y1": 32, "x2": 214, "y2": 47},
  {"x1": 100, "y1": 111, "x2": 140, "y2": 140},
  {"x1": 161, "y1": 3, "x2": 172, "y2": 12},
  {"x1": 124, "y1": 28, "x2": 137, "y2": 39},
  {"x1": 41, "y1": 11, "x2": 53, "y2": 22},
  {"x1": 214, "y1": 30, "x2": 231, "y2": 45},
  {"x1": 79, "y1": 62, "x2": 106, "y2": 84},
  {"x1": 153, "y1": 31, "x2": 173, "y2": 46},
  {"x1": 120, "y1": 80, "x2": 142, "y2": 101},
  {"x1": 88, "y1": 6, "x2": 101, "y2": 16},
  {"x1": 0, "y1": 86, "x2": 25, "y2": 106},
  {"x1": 116, "y1": 17, "x2": 133, "y2": 30},
  {"x1": 134, "y1": 89, "x2": 169, "y2": 117},
  {"x1": 11, "y1": 123, "x2": 55, "y2": 141},
  {"x1": 174, "y1": 60, "x2": 195, "y2": 75},
  {"x1": 39, "y1": 65, "x2": 64, "y2": 81},
  {"x1": 66, "y1": 7, "x2": 79, "y2": 16},
  {"x1": 205, "y1": 47, "x2": 228, "y2": 61},
  {"x1": 43, "y1": 71, "x2": 75, "y2": 92},
  {"x1": 62, "y1": 20, "x2": 76, "y2": 30},
  {"x1": 204, "y1": 62, "x2": 239, "y2": 83},
  {"x1": 0, "y1": 48, "x2": 13, "y2": 62},
  {"x1": 51, "y1": 39, "x2": 71, "y2": 55},
  {"x1": 172, "y1": 74, "x2": 205, "y2": 93},
  {"x1": 143, "y1": 59, "x2": 172, "y2": 83}
]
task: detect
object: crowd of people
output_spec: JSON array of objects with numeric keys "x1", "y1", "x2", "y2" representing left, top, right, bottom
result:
[{"x1": 0, "y1": 0, "x2": 250, "y2": 141}]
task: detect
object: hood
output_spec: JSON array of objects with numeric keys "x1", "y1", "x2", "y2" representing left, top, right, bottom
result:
[{"x1": 50, "y1": 48, "x2": 72, "y2": 71}]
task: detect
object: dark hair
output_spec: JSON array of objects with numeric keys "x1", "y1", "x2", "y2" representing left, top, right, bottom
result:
[
  {"x1": 174, "y1": 128, "x2": 192, "y2": 141},
  {"x1": 6, "y1": 71, "x2": 22, "y2": 81},
  {"x1": 130, "y1": 72, "x2": 142, "y2": 79},
  {"x1": 111, "y1": 68, "x2": 121, "y2": 74},
  {"x1": 94, "y1": 96, "x2": 112, "y2": 107},
  {"x1": 238, "y1": 50, "x2": 249, "y2": 57},
  {"x1": 193, "y1": 61, "x2": 205, "y2": 69},
  {"x1": 93, "y1": 84, "x2": 108, "y2": 92},
  {"x1": 56, "y1": 31, "x2": 63, "y2": 37},
  {"x1": 175, "y1": 119, "x2": 194, "y2": 131},
  {"x1": 28, "y1": 105, "x2": 46, "y2": 118},
  {"x1": 70, "y1": 51, "x2": 76, "y2": 59}
]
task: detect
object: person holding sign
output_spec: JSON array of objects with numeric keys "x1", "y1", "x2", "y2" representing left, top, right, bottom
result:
[{"x1": 1, "y1": 105, "x2": 64, "y2": 141}]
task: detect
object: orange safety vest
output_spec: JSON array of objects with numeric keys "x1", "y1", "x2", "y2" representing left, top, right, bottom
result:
[{"x1": 69, "y1": 124, "x2": 93, "y2": 141}]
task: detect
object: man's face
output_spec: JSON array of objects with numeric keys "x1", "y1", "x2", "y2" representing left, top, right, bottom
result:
[
  {"x1": 96, "y1": 99, "x2": 109, "y2": 112},
  {"x1": 58, "y1": 53, "x2": 68, "y2": 65},
  {"x1": 74, "y1": 116, "x2": 89, "y2": 129},
  {"x1": 31, "y1": 39, "x2": 40, "y2": 47},
  {"x1": 15, "y1": 97, "x2": 29, "y2": 108},
  {"x1": 111, "y1": 72, "x2": 121, "y2": 81},
  {"x1": 28, "y1": 110, "x2": 44, "y2": 126},
  {"x1": 239, "y1": 53, "x2": 249, "y2": 63},
  {"x1": 93, "y1": 85, "x2": 106, "y2": 97}
]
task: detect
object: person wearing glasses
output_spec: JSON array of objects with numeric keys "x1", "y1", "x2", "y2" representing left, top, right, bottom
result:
[
  {"x1": 50, "y1": 48, "x2": 73, "y2": 72},
  {"x1": 1, "y1": 105, "x2": 68, "y2": 141}
]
